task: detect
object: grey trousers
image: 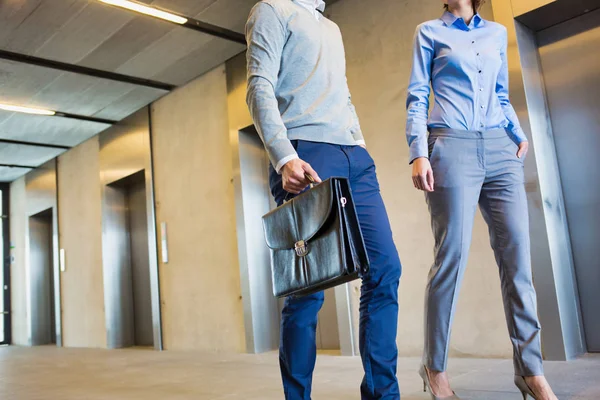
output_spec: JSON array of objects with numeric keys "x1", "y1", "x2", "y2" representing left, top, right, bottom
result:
[{"x1": 423, "y1": 128, "x2": 544, "y2": 376}]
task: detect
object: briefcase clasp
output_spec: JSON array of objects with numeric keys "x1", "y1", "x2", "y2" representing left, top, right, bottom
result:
[{"x1": 295, "y1": 240, "x2": 309, "y2": 257}]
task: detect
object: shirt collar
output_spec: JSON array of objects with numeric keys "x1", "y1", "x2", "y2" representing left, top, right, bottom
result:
[
  {"x1": 294, "y1": 0, "x2": 326, "y2": 19},
  {"x1": 441, "y1": 11, "x2": 485, "y2": 30}
]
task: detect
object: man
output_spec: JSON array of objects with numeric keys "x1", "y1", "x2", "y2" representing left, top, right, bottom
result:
[{"x1": 246, "y1": 1, "x2": 402, "y2": 398}]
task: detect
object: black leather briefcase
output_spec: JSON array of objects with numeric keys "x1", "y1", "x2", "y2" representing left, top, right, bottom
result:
[{"x1": 262, "y1": 177, "x2": 370, "y2": 298}]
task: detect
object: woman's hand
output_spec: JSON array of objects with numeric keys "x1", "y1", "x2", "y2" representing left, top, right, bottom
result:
[
  {"x1": 517, "y1": 141, "x2": 529, "y2": 159},
  {"x1": 412, "y1": 157, "x2": 434, "y2": 192}
]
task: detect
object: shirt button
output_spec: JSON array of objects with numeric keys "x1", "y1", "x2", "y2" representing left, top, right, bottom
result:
[
  {"x1": 479, "y1": 88, "x2": 484, "y2": 91},
  {"x1": 477, "y1": 52, "x2": 480, "y2": 56},
  {"x1": 481, "y1": 105, "x2": 485, "y2": 109},
  {"x1": 472, "y1": 40, "x2": 475, "y2": 44},
  {"x1": 479, "y1": 70, "x2": 482, "y2": 74}
]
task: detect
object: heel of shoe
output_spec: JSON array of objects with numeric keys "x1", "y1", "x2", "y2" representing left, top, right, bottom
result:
[
  {"x1": 514, "y1": 376, "x2": 535, "y2": 400},
  {"x1": 418, "y1": 365, "x2": 428, "y2": 391},
  {"x1": 419, "y1": 365, "x2": 435, "y2": 399}
]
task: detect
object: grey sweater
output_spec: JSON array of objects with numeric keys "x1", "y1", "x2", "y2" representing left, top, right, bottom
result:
[{"x1": 245, "y1": 0, "x2": 364, "y2": 172}]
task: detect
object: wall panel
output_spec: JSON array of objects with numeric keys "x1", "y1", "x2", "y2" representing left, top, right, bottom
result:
[
  {"x1": 9, "y1": 177, "x2": 27, "y2": 345},
  {"x1": 58, "y1": 137, "x2": 106, "y2": 348},
  {"x1": 151, "y1": 65, "x2": 245, "y2": 352}
]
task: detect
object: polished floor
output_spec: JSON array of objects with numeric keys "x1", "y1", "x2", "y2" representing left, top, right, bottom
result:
[{"x1": 0, "y1": 346, "x2": 598, "y2": 399}]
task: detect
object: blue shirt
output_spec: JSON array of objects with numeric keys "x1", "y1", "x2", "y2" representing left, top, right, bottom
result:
[{"x1": 406, "y1": 12, "x2": 527, "y2": 163}]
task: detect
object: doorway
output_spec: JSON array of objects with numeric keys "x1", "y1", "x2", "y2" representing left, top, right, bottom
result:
[
  {"x1": 103, "y1": 170, "x2": 153, "y2": 348},
  {"x1": 28, "y1": 209, "x2": 56, "y2": 345},
  {"x1": 235, "y1": 126, "x2": 345, "y2": 354},
  {"x1": 537, "y1": 9, "x2": 600, "y2": 352}
]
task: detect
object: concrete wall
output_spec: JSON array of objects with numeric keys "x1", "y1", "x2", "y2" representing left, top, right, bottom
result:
[
  {"x1": 57, "y1": 137, "x2": 106, "y2": 348},
  {"x1": 150, "y1": 65, "x2": 245, "y2": 352},
  {"x1": 7, "y1": 0, "x2": 573, "y2": 358},
  {"x1": 9, "y1": 177, "x2": 27, "y2": 345},
  {"x1": 216, "y1": 0, "x2": 515, "y2": 359},
  {"x1": 315, "y1": 0, "x2": 510, "y2": 358}
]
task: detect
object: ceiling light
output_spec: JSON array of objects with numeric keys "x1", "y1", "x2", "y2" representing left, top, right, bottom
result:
[
  {"x1": 99, "y1": 0, "x2": 188, "y2": 24},
  {"x1": 0, "y1": 103, "x2": 56, "y2": 116}
]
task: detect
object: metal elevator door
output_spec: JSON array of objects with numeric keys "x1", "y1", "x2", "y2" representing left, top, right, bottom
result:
[
  {"x1": 537, "y1": 9, "x2": 600, "y2": 352},
  {"x1": 104, "y1": 171, "x2": 153, "y2": 348},
  {"x1": 28, "y1": 209, "x2": 56, "y2": 345},
  {"x1": 128, "y1": 179, "x2": 153, "y2": 346}
]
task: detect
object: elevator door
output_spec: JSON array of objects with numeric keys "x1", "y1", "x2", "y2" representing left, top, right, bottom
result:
[
  {"x1": 28, "y1": 209, "x2": 55, "y2": 345},
  {"x1": 238, "y1": 127, "x2": 341, "y2": 352},
  {"x1": 104, "y1": 171, "x2": 153, "y2": 348},
  {"x1": 537, "y1": 9, "x2": 600, "y2": 351},
  {"x1": 128, "y1": 179, "x2": 153, "y2": 346}
]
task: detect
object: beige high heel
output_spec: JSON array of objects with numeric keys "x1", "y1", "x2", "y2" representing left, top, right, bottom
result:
[
  {"x1": 514, "y1": 376, "x2": 537, "y2": 400},
  {"x1": 419, "y1": 365, "x2": 461, "y2": 400}
]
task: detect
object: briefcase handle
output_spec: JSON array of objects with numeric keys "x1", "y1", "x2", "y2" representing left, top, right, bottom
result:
[{"x1": 284, "y1": 173, "x2": 316, "y2": 203}]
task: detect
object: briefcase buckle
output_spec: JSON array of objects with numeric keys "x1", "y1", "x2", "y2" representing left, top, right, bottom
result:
[{"x1": 295, "y1": 240, "x2": 309, "y2": 257}]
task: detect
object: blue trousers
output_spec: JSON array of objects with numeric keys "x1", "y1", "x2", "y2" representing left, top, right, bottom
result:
[{"x1": 269, "y1": 140, "x2": 402, "y2": 400}]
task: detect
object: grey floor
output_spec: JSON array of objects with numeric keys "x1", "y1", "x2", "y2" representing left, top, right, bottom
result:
[{"x1": 0, "y1": 346, "x2": 598, "y2": 399}]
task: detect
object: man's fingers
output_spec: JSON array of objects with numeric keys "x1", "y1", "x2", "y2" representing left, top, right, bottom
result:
[
  {"x1": 302, "y1": 163, "x2": 322, "y2": 183},
  {"x1": 287, "y1": 177, "x2": 301, "y2": 186},
  {"x1": 290, "y1": 170, "x2": 306, "y2": 181},
  {"x1": 283, "y1": 183, "x2": 303, "y2": 194}
]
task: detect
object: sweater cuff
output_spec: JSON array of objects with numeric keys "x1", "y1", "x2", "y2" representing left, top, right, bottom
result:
[{"x1": 274, "y1": 153, "x2": 299, "y2": 174}]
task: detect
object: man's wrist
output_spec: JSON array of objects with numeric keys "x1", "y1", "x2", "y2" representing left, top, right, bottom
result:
[{"x1": 275, "y1": 154, "x2": 299, "y2": 174}]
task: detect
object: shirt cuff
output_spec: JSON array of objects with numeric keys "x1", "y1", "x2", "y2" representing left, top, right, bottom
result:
[
  {"x1": 511, "y1": 128, "x2": 528, "y2": 145},
  {"x1": 355, "y1": 140, "x2": 366, "y2": 146},
  {"x1": 275, "y1": 154, "x2": 299, "y2": 174},
  {"x1": 409, "y1": 138, "x2": 428, "y2": 164}
]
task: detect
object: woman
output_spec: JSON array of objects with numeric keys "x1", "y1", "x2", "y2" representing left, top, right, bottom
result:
[{"x1": 405, "y1": 1, "x2": 559, "y2": 399}]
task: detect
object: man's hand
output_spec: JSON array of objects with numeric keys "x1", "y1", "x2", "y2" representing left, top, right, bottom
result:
[
  {"x1": 282, "y1": 158, "x2": 322, "y2": 194},
  {"x1": 412, "y1": 157, "x2": 434, "y2": 192},
  {"x1": 517, "y1": 141, "x2": 529, "y2": 159}
]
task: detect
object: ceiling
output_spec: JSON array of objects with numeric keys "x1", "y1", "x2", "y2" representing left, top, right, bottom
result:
[{"x1": 0, "y1": 0, "x2": 259, "y2": 182}]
